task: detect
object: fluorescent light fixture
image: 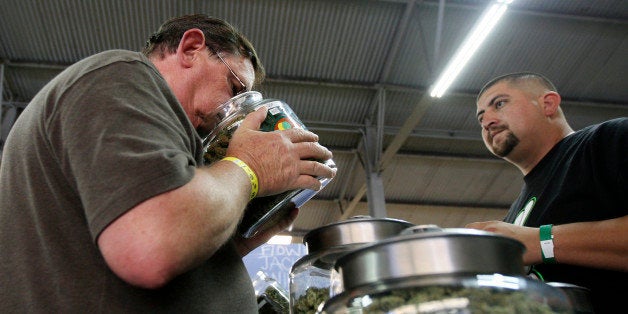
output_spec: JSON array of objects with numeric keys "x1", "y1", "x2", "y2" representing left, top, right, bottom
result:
[
  {"x1": 267, "y1": 235, "x2": 293, "y2": 245},
  {"x1": 429, "y1": 0, "x2": 514, "y2": 98}
]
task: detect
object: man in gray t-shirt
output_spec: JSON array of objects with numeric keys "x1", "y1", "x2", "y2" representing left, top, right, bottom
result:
[{"x1": 0, "y1": 14, "x2": 335, "y2": 312}]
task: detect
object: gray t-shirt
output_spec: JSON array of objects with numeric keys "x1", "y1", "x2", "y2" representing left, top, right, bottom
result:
[{"x1": 0, "y1": 50, "x2": 256, "y2": 313}]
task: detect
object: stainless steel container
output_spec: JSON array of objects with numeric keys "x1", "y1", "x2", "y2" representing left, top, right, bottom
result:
[
  {"x1": 320, "y1": 227, "x2": 573, "y2": 313},
  {"x1": 289, "y1": 216, "x2": 414, "y2": 314},
  {"x1": 202, "y1": 91, "x2": 336, "y2": 238}
]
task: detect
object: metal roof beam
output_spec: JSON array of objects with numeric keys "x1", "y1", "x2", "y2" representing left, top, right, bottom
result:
[{"x1": 3, "y1": 61, "x2": 625, "y2": 109}]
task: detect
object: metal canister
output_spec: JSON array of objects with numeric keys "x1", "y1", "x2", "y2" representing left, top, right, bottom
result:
[
  {"x1": 202, "y1": 91, "x2": 337, "y2": 238},
  {"x1": 289, "y1": 216, "x2": 414, "y2": 313}
]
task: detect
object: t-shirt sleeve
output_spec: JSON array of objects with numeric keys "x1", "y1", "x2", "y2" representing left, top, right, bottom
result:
[
  {"x1": 46, "y1": 59, "x2": 197, "y2": 241},
  {"x1": 588, "y1": 118, "x2": 628, "y2": 211},
  {"x1": 605, "y1": 118, "x2": 628, "y2": 189}
]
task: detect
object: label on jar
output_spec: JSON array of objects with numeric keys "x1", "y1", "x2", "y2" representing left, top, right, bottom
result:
[
  {"x1": 261, "y1": 106, "x2": 294, "y2": 132},
  {"x1": 260, "y1": 104, "x2": 305, "y2": 132}
]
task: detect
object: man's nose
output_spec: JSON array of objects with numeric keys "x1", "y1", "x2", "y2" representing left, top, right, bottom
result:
[{"x1": 480, "y1": 110, "x2": 497, "y2": 130}]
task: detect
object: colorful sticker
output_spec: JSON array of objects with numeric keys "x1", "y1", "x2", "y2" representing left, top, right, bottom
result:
[{"x1": 275, "y1": 118, "x2": 292, "y2": 130}]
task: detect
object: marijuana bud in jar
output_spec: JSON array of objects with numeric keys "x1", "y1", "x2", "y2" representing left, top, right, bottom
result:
[{"x1": 252, "y1": 271, "x2": 290, "y2": 314}]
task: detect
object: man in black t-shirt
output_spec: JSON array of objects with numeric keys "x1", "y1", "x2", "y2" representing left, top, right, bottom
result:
[{"x1": 466, "y1": 72, "x2": 627, "y2": 313}]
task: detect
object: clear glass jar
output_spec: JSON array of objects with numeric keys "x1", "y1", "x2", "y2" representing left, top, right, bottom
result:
[
  {"x1": 320, "y1": 273, "x2": 573, "y2": 313},
  {"x1": 253, "y1": 270, "x2": 290, "y2": 314},
  {"x1": 547, "y1": 282, "x2": 594, "y2": 314},
  {"x1": 201, "y1": 91, "x2": 337, "y2": 238},
  {"x1": 289, "y1": 216, "x2": 414, "y2": 314},
  {"x1": 319, "y1": 227, "x2": 573, "y2": 314}
]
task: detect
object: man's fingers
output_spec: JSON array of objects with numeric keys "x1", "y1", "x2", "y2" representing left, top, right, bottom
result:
[
  {"x1": 238, "y1": 106, "x2": 268, "y2": 131},
  {"x1": 291, "y1": 141, "x2": 333, "y2": 162},
  {"x1": 281, "y1": 128, "x2": 319, "y2": 143},
  {"x1": 300, "y1": 159, "x2": 336, "y2": 178},
  {"x1": 291, "y1": 160, "x2": 336, "y2": 190}
]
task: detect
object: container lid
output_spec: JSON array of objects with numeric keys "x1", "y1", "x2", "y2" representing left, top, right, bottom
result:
[
  {"x1": 303, "y1": 216, "x2": 414, "y2": 254},
  {"x1": 334, "y1": 228, "x2": 526, "y2": 291}
]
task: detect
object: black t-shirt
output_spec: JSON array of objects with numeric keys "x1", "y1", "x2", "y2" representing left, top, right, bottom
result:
[{"x1": 504, "y1": 118, "x2": 627, "y2": 313}]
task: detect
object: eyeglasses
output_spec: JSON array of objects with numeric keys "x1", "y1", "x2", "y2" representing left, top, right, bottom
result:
[{"x1": 213, "y1": 50, "x2": 247, "y2": 96}]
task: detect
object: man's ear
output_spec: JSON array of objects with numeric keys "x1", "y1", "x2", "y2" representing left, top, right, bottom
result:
[
  {"x1": 542, "y1": 91, "x2": 561, "y2": 117},
  {"x1": 176, "y1": 28, "x2": 206, "y2": 67}
]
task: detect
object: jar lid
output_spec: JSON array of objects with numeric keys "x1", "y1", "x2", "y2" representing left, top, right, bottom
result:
[
  {"x1": 334, "y1": 228, "x2": 525, "y2": 291},
  {"x1": 303, "y1": 216, "x2": 414, "y2": 254}
]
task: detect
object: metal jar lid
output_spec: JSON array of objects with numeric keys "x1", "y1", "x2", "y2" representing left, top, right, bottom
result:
[
  {"x1": 290, "y1": 216, "x2": 414, "y2": 270},
  {"x1": 303, "y1": 216, "x2": 414, "y2": 254},
  {"x1": 334, "y1": 228, "x2": 526, "y2": 292}
]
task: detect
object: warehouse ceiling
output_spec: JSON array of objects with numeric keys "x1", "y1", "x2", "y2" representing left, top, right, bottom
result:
[{"x1": 1, "y1": 0, "x2": 627, "y2": 236}]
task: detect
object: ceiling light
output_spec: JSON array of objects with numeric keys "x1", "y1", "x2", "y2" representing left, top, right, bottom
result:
[{"x1": 429, "y1": 0, "x2": 514, "y2": 98}]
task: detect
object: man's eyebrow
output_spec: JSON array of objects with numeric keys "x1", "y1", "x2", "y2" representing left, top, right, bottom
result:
[
  {"x1": 476, "y1": 109, "x2": 484, "y2": 118},
  {"x1": 477, "y1": 93, "x2": 508, "y2": 118}
]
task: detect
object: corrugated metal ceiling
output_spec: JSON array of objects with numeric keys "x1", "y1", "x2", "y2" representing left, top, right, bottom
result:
[{"x1": 1, "y1": 0, "x2": 627, "y2": 236}]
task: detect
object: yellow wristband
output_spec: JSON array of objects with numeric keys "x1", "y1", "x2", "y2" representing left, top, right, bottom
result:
[{"x1": 222, "y1": 157, "x2": 258, "y2": 200}]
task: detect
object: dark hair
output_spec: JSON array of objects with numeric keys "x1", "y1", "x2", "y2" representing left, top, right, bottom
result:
[
  {"x1": 477, "y1": 72, "x2": 558, "y2": 102},
  {"x1": 143, "y1": 14, "x2": 265, "y2": 85}
]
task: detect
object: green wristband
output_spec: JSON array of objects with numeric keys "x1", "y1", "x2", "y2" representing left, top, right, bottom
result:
[{"x1": 539, "y1": 224, "x2": 556, "y2": 264}]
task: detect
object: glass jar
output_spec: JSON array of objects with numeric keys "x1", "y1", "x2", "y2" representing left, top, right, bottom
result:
[
  {"x1": 201, "y1": 91, "x2": 337, "y2": 238},
  {"x1": 321, "y1": 273, "x2": 573, "y2": 313},
  {"x1": 547, "y1": 282, "x2": 594, "y2": 314},
  {"x1": 320, "y1": 227, "x2": 573, "y2": 313},
  {"x1": 289, "y1": 216, "x2": 414, "y2": 314},
  {"x1": 253, "y1": 270, "x2": 290, "y2": 314}
]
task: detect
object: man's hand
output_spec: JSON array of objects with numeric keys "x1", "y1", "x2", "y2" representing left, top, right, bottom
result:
[
  {"x1": 226, "y1": 107, "x2": 336, "y2": 197},
  {"x1": 465, "y1": 221, "x2": 541, "y2": 265}
]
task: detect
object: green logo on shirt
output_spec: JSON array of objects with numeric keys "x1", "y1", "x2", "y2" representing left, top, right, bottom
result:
[{"x1": 514, "y1": 197, "x2": 536, "y2": 226}]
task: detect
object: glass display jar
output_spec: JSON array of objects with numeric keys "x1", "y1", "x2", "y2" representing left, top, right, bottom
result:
[
  {"x1": 289, "y1": 216, "x2": 414, "y2": 314},
  {"x1": 547, "y1": 282, "x2": 594, "y2": 314},
  {"x1": 253, "y1": 270, "x2": 290, "y2": 314},
  {"x1": 201, "y1": 91, "x2": 337, "y2": 238},
  {"x1": 321, "y1": 273, "x2": 573, "y2": 313},
  {"x1": 320, "y1": 227, "x2": 573, "y2": 314}
]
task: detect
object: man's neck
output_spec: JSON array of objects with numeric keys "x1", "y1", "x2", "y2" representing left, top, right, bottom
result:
[{"x1": 508, "y1": 127, "x2": 574, "y2": 176}]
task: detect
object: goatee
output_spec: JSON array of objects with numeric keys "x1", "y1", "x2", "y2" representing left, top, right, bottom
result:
[{"x1": 493, "y1": 131, "x2": 519, "y2": 157}]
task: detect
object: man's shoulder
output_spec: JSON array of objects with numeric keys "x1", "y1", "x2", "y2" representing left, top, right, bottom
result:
[
  {"x1": 74, "y1": 50, "x2": 149, "y2": 71},
  {"x1": 84, "y1": 49, "x2": 141, "y2": 60},
  {"x1": 566, "y1": 118, "x2": 627, "y2": 145},
  {"x1": 579, "y1": 117, "x2": 627, "y2": 134},
  {"x1": 55, "y1": 50, "x2": 157, "y2": 89},
  {"x1": 598, "y1": 117, "x2": 628, "y2": 131}
]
